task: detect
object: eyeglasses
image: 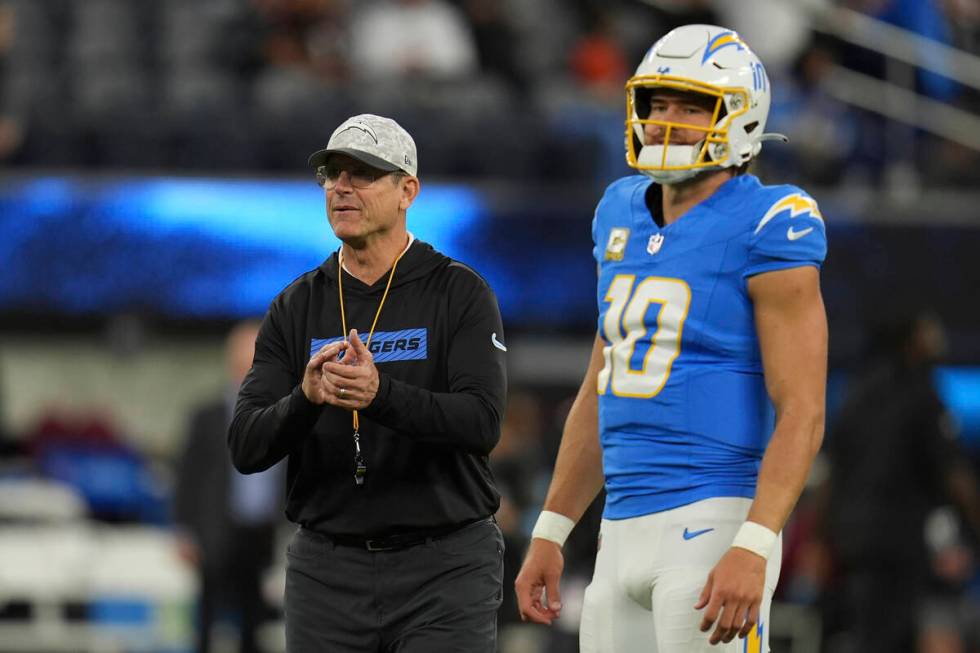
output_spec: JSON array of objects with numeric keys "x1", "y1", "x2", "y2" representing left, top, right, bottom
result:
[{"x1": 315, "y1": 164, "x2": 392, "y2": 189}]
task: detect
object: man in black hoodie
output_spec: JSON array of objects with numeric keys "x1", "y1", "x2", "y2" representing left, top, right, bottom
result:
[
  {"x1": 228, "y1": 113, "x2": 508, "y2": 652},
  {"x1": 822, "y1": 310, "x2": 980, "y2": 653}
]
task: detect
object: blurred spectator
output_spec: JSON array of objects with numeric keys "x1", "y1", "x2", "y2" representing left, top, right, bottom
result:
[
  {"x1": 499, "y1": 0, "x2": 579, "y2": 89},
  {"x1": 766, "y1": 35, "x2": 863, "y2": 185},
  {"x1": 534, "y1": 392, "x2": 605, "y2": 652},
  {"x1": 776, "y1": 474, "x2": 835, "y2": 606},
  {"x1": 491, "y1": 390, "x2": 548, "y2": 630},
  {"x1": 943, "y1": 0, "x2": 980, "y2": 53},
  {"x1": 26, "y1": 410, "x2": 169, "y2": 524},
  {"x1": 460, "y1": 0, "x2": 527, "y2": 94},
  {"x1": 349, "y1": 0, "x2": 478, "y2": 81},
  {"x1": 492, "y1": 391, "x2": 547, "y2": 520},
  {"x1": 534, "y1": 5, "x2": 632, "y2": 189},
  {"x1": 0, "y1": 370, "x2": 7, "y2": 452},
  {"x1": 568, "y1": 7, "x2": 629, "y2": 106},
  {"x1": 0, "y1": 3, "x2": 23, "y2": 161},
  {"x1": 820, "y1": 309, "x2": 980, "y2": 653},
  {"x1": 174, "y1": 320, "x2": 285, "y2": 653},
  {"x1": 248, "y1": 0, "x2": 351, "y2": 85},
  {"x1": 1, "y1": 0, "x2": 977, "y2": 188}
]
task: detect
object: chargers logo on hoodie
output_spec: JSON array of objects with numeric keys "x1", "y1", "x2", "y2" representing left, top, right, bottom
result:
[{"x1": 310, "y1": 328, "x2": 428, "y2": 363}]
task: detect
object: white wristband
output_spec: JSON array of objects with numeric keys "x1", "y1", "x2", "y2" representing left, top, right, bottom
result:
[
  {"x1": 731, "y1": 521, "x2": 778, "y2": 560},
  {"x1": 531, "y1": 510, "x2": 576, "y2": 548}
]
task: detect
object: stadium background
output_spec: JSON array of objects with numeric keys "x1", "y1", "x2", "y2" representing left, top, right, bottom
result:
[{"x1": 1, "y1": 0, "x2": 979, "y2": 651}]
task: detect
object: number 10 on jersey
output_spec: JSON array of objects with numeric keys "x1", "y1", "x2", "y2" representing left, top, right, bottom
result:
[{"x1": 598, "y1": 275, "x2": 691, "y2": 398}]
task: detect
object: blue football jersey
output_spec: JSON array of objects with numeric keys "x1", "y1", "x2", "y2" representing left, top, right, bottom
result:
[{"x1": 592, "y1": 174, "x2": 827, "y2": 519}]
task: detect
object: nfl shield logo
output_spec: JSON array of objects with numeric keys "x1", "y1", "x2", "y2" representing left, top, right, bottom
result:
[{"x1": 647, "y1": 233, "x2": 664, "y2": 255}]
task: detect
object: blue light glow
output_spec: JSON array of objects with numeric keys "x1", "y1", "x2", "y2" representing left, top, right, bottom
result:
[
  {"x1": 935, "y1": 367, "x2": 980, "y2": 442},
  {"x1": 0, "y1": 175, "x2": 499, "y2": 319},
  {"x1": 97, "y1": 177, "x2": 482, "y2": 256}
]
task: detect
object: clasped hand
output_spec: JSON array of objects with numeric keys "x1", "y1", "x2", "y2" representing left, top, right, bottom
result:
[{"x1": 302, "y1": 329, "x2": 379, "y2": 409}]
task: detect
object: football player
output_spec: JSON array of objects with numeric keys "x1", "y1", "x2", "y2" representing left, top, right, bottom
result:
[{"x1": 515, "y1": 24, "x2": 828, "y2": 652}]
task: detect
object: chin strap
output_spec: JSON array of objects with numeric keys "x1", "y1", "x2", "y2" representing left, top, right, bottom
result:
[{"x1": 759, "y1": 132, "x2": 789, "y2": 143}]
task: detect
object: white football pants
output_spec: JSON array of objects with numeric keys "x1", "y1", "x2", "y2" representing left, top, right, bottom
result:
[{"x1": 579, "y1": 497, "x2": 782, "y2": 653}]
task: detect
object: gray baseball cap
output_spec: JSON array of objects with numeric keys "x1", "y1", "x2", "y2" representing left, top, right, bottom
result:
[{"x1": 308, "y1": 114, "x2": 418, "y2": 176}]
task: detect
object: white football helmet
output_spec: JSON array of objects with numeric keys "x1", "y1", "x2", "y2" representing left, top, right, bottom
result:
[{"x1": 625, "y1": 24, "x2": 785, "y2": 184}]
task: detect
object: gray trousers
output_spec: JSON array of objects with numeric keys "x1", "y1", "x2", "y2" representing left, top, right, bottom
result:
[{"x1": 285, "y1": 518, "x2": 504, "y2": 652}]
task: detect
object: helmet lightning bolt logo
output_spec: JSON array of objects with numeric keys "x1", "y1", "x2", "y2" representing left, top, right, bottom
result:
[{"x1": 701, "y1": 31, "x2": 746, "y2": 64}]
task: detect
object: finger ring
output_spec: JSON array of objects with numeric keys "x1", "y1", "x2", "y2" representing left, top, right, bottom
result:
[{"x1": 338, "y1": 387, "x2": 346, "y2": 397}]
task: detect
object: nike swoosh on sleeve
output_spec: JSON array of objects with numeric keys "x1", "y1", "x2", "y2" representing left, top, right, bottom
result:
[
  {"x1": 786, "y1": 226, "x2": 813, "y2": 241},
  {"x1": 491, "y1": 333, "x2": 507, "y2": 352}
]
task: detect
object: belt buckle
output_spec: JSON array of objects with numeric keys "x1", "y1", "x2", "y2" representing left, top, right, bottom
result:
[{"x1": 365, "y1": 538, "x2": 396, "y2": 552}]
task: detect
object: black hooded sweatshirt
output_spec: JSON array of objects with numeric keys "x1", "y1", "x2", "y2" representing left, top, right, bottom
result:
[{"x1": 228, "y1": 239, "x2": 507, "y2": 538}]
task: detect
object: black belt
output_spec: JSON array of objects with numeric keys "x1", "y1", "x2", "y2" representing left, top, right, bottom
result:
[{"x1": 316, "y1": 516, "x2": 490, "y2": 552}]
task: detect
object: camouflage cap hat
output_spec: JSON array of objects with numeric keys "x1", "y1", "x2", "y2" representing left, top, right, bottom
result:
[{"x1": 308, "y1": 114, "x2": 418, "y2": 176}]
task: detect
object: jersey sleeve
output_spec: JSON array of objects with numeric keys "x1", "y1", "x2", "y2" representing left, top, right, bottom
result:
[
  {"x1": 744, "y1": 191, "x2": 827, "y2": 278},
  {"x1": 591, "y1": 208, "x2": 599, "y2": 261},
  {"x1": 361, "y1": 265, "x2": 507, "y2": 456},
  {"x1": 592, "y1": 176, "x2": 643, "y2": 267},
  {"x1": 228, "y1": 292, "x2": 323, "y2": 473}
]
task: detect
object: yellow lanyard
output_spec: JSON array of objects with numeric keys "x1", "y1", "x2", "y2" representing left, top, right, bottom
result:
[{"x1": 337, "y1": 244, "x2": 407, "y2": 485}]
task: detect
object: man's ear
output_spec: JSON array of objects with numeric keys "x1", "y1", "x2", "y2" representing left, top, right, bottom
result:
[{"x1": 399, "y1": 176, "x2": 420, "y2": 211}]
